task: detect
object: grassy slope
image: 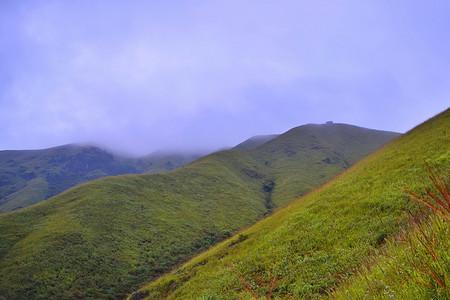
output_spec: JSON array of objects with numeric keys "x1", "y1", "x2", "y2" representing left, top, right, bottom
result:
[
  {"x1": 0, "y1": 145, "x2": 199, "y2": 211},
  {"x1": 0, "y1": 124, "x2": 397, "y2": 300},
  {"x1": 0, "y1": 151, "x2": 266, "y2": 300},
  {"x1": 250, "y1": 124, "x2": 400, "y2": 207},
  {"x1": 137, "y1": 109, "x2": 449, "y2": 299},
  {"x1": 334, "y1": 213, "x2": 450, "y2": 299},
  {"x1": 334, "y1": 155, "x2": 450, "y2": 299}
]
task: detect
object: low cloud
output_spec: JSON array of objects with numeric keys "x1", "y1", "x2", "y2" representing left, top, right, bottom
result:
[{"x1": 1, "y1": 0, "x2": 449, "y2": 155}]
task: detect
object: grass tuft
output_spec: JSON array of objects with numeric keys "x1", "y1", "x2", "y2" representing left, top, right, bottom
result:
[{"x1": 406, "y1": 165, "x2": 450, "y2": 223}]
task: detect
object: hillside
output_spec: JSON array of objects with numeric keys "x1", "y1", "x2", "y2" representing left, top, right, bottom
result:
[
  {"x1": 0, "y1": 123, "x2": 398, "y2": 300},
  {"x1": 0, "y1": 145, "x2": 200, "y2": 211},
  {"x1": 248, "y1": 123, "x2": 400, "y2": 207},
  {"x1": 134, "y1": 109, "x2": 449, "y2": 299},
  {"x1": 233, "y1": 134, "x2": 278, "y2": 151},
  {"x1": 333, "y1": 173, "x2": 450, "y2": 299}
]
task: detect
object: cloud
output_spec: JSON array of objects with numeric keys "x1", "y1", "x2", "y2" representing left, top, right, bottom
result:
[{"x1": 0, "y1": 0, "x2": 449, "y2": 155}]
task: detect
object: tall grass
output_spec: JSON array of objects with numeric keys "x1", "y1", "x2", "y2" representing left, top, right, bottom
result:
[
  {"x1": 334, "y1": 167, "x2": 450, "y2": 299},
  {"x1": 405, "y1": 167, "x2": 450, "y2": 296},
  {"x1": 407, "y1": 166, "x2": 450, "y2": 224}
]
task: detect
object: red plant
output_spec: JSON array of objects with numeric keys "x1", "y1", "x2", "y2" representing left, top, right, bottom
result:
[
  {"x1": 405, "y1": 166, "x2": 450, "y2": 292},
  {"x1": 229, "y1": 263, "x2": 279, "y2": 300},
  {"x1": 406, "y1": 166, "x2": 450, "y2": 223}
]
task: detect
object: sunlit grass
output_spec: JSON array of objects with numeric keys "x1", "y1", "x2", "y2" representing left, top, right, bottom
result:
[{"x1": 334, "y1": 166, "x2": 450, "y2": 299}]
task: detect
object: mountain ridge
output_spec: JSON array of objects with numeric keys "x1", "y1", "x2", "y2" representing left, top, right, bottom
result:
[
  {"x1": 134, "y1": 109, "x2": 449, "y2": 299},
  {"x1": 0, "y1": 144, "x2": 202, "y2": 211},
  {"x1": 0, "y1": 122, "x2": 400, "y2": 299}
]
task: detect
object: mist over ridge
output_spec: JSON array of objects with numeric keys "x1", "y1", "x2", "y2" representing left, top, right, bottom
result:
[{"x1": 1, "y1": 1, "x2": 449, "y2": 155}]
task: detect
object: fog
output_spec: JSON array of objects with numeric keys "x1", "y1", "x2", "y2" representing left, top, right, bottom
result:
[{"x1": 1, "y1": 0, "x2": 449, "y2": 155}]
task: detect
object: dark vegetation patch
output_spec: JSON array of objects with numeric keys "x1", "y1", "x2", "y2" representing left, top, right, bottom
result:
[
  {"x1": 242, "y1": 168, "x2": 264, "y2": 179},
  {"x1": 262, "y1": 180, "x2": 275, "y2": 213},
  {"x1": 228, "y1": 234, "x2": 249, "y2": 248},
  {"x1": 129, "y1": 290, "x2": 150, "y2": 300}
]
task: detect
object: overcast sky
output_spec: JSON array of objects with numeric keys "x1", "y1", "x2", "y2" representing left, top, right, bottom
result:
[{"x1": 1, "y1": 0, "x2": 449, "y2": 155}]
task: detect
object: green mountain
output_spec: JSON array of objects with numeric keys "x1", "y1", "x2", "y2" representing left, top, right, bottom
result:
[
  {"x1": 0, "y1": 123, "x2": 398, "y2": 300},
  {"x1": 233, "y1": 134, "x2": 278, "y2": 150},
  {"x1": 135, "y1": 109, "x2": 449, "y2": 299},
  {"x1": 0, "y1": 145, "x2": 200, "y2": 211}
]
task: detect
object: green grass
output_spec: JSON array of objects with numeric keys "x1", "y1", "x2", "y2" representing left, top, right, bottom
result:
[
  {"x1": 334, "y1": 213, "x2": 450, "y2": 299},
  {"x1": 333, "y1": 163, "x2": 450, "y2": 299},
  {"x1": 0, "y1": 123, "x2": 396, "y2": 300},
  {"x1": 0, "y1": 151, "x2": 266, "y2": 299},
  {"x1": 135, "y1": 109, "x2": 449, "y2": 299},
  {"x1": 249, "y1": 123, "x2": 399, "y2": 207}
]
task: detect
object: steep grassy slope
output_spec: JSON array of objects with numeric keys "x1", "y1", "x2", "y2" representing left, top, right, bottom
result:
[
  {"x1": 0, "y1": 145, "x2": 200, "y2": 211},
  {"x1": 135, "y1": 109, "x2": 449, "y2": 299},
  {"x1": 334, "y1": 211, "x2": 450, "y2": 299},
  {"x1": 0, "y1": 124, "x2": 398, "y2": 300},
  {"x1": 334, "y1": 162, "x2": 450, "y2": 299},
  {"x1": 248, "y1": 123, "x2": 400, "y2": 207}
]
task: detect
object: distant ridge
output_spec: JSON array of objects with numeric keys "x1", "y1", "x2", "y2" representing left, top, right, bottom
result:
[{"x1": 0, "y1": 144, "x2": 201, "y2": 211}]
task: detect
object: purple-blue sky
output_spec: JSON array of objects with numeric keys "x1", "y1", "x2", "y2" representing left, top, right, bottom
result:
[{"x1": 1, "y1": 0, "x2": 449, "y2": 155}]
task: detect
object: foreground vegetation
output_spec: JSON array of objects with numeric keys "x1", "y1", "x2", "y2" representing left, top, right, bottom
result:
[
  {"x1": 135, "y1": 109, "x2": 449, "y2": 299},
  {"x1": 0, "y1": 123, "x2": 396, "y2": 299},
  {"x1": 334, "y1": 166, "x2": 450, "y2": 299}
]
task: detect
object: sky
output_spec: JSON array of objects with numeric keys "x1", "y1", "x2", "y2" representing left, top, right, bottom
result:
[{"x1": 1, "y1": 0, "x2": 449, "y2": 156}]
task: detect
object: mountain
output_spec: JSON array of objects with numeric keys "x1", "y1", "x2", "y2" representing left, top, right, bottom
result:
[
  {"x1": 0, "y1": 123, "x2": 399, "y2": 300},
  {"x1": 133, "y1": 151, "x2": 202, "y2": 173},
  {"x1": 0, "y1": 145, "x2": 200, "y2": 211},
  {"x1": 134, "y1": 109, "x2": 449, "y2": 299},
  {"x1": 233, "y1": 134, "x2": 278, "y2": 150}
]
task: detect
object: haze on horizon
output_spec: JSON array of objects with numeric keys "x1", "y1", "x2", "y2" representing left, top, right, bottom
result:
[{"x1": 1, "y1": 0, "x2": 449, "y2": 155}]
